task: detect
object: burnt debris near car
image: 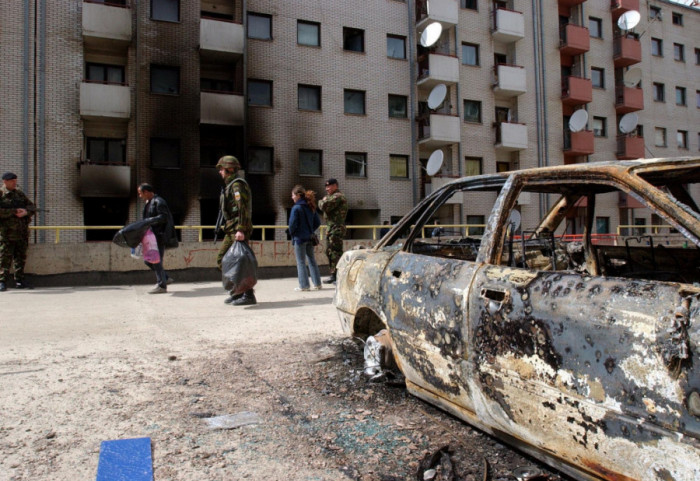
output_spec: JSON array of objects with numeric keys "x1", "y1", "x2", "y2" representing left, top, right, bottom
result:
[{"x1": 333, "y1": 158, "x2": 700, "y2": 481}]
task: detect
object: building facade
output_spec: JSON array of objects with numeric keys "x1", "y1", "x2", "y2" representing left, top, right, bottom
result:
[{"x1": 0, "y1": 0, "x2": 697, "y2": 243}]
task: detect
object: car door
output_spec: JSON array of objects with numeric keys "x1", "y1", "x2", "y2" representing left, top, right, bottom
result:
[{"x1": 467, "y1": 174, "x2": 700, "y2": 480}]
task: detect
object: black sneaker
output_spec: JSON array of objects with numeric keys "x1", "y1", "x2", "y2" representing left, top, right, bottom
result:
[
  {"x1": 224, "y1": 293, "x2": 243, "y2": 304},
  {"x1": 323, "y1": 273, "x2": 336, "y2": 284},
  {"x1": 15, "y1": 280, "x2": 32, "y2": 289},
  {"x1": 232, "y1": 293, "x2": 257, "y2": 306},
  {"x1": 0, "y1": 282, "x2": 6, "y2": 292}
]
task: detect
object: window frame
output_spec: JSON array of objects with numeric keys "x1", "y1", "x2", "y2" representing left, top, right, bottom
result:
[
  {"x1": 677, "y1": 130, "x2": 689, "y2": 149},
  {"x1": 297, "y1": 20, "x2": 320, "y2": 47},
  {"x1": 461, "y1": 42, "x2": 480, "y2": 66},
  {"x1": 150, "y1": 137, "x2": 181, "y2": 169},
  {"x1": 592, "y1": 116, "x2": 607, "y2": 137},
  {"x1": 389, "y1": 154, "x2": 409, "y2": 179},
  {"x1": 461, "y1": 0, "x2": 478, "y2": 10},
  {"x1": 651, "y1": 37, "x2": 663, "y2": 57},
  {"x1": 86, "y1": 137, "x2": 126, "y2": 164},
  {"x1": 673, "y1": 43, "x2": 685, "y2": 62},
  {"x1": 589, "y1": 17, "x2": 602, "y2": 39},
  {"x1": 649, "y1": 6, "x2": 662, "y2": 21},
  {"x1": 151, "y1": 0, "x2": 179, "y2": 22},
  {"x1": 86, "y1": 62, "x2": 125, "y2": 85},
  {"x1": 248, "y1": 79, "x2": 273, "y2": 106},
  {"x1": 299, "y1": 149, "x2": 323, "y2": 177},
  {"x1": 247, "y1": 12, "x2": 272, "y2": 40},
  {"x1": 464, "y1": 157, "x2": 482, "y2": 176},
  {"x1": 676, "y1": 86, "x2": 687, "y2": 106},
  {"x1": 298, "y1": 84, "x2": 322, "y2": 111},
  {"x1": 344, "y1": 89, "x2": 366, "y2": 115},
  {"x1": 653, "y1": 82, "x2": 665, "y2": 102},
  {"x1": 150, "y1": 64, "x2": 180, "y2": 95},
  {"x1": 672, "y1": 12, "x2": 683, "y2": 26},
  {"x1": 248, "y1": 146, "x2": 274, "y2": 174},
  {"x1": 387, "y1": 34, "x2": 406, "y2": 59},
  {"x1": 463, "y1": 99, "x2": 482, "y2": 123},
  {"x1": 346, "y1": 152, "x2": 367, "y2": 178},
  {"x1": 591, "y1": 67, "x2": 605, "y2": 89},
  {"x1": 388, "y1": 94, "x2": 408, "y2": 119},
  {"x1": 343, "y1": 27, "x2": 365, "y2": 53},
  {"x1": 655, "y1": 127, "x2": 667, "y2": 147}
]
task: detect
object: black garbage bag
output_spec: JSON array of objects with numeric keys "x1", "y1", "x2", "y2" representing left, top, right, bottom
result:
[
  {"x1": 222, "y1": 241, "x2": 258, "y2": 295},
  {"x1": 113, "y1": 219, "x2": 153, "y2": 249}
]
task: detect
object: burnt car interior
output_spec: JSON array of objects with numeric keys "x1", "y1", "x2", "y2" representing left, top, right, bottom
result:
[{"x1": 396, "y1": 172, "x2": 700, "y2": 285}]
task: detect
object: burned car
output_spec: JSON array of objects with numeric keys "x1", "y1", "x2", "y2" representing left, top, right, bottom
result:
[{"x1": 333, "y1": 158, "x2": 700, "y2": 481}]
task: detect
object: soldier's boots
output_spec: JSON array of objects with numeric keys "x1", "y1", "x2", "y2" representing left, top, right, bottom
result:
[
  {"x1": 324, "y1": 273, "x2": 336, "y2": 284},
  {"x1": 231, "y1": 289, "x2": 256, "y2": 306},
  {"x1": 0, "y1": 282, "x2": 6, "y2": 292},
  {"x1": 15, "y1": 280, "x2": 32, "y2": 289}
]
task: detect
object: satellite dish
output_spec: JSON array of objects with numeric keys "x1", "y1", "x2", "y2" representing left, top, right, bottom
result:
[
  {"x1": 623, "y1": 67, "x2": 642, "y2": 88},
  {"x1": 427, "y1": 84, "x2": 447, "y2": 109},
  {"x1": 568, "y1": 110, "x2": 589, "y2": 133},
  {"x1": 420, "y1": 22, "x2": 442, "y2": 48},
  {"x1": 619, "y1": 113, "x2": 639, "y2": 134},
  {"x1": 508, "y1": 210, "x2": 522, "y2": 232},
  {"x1": 617, "y1": 10, "x2": 641, "y2": 31},
  {"x1": 426, "y1": 150, "x2": 444, "y2": 176}
]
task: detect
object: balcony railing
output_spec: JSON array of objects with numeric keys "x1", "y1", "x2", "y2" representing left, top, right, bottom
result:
[
  {"x1": 614, "y1": 85, "x2": 644, "y2": 113},
  {"x1": 495, "y1": 122, "x2": 528, "y2": 151},
  {"x1": 613, "y1": 35, "x2": 642, "y2": 67},
  {"x1": 616, "y1": 135, "x2": 645, "y2": 159},
  {"x1": 559, "y1": 24, "x2": 590, "y2": 56},
  {"x1": 417, "y1": 53, "x2": 459, "y2": 88},
  {"x1": 561, "y1": 76, "x2": 592, "y2": 105},
  {"x1": 492, "y1": 8, "x2": 525, "y2": 43},
  {"x1": 563, "y1": 130, "x2": 594, "y2": 156},
  {"x1": 493, "y1": 64, "x2": 526, "y2": 97},
  {"x1": 82, "y1": 0, "x2": 132, "y2": 47}
]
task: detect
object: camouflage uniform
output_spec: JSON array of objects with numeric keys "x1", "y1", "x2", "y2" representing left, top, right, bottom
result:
[
  {"x1": 216, "y1": 171, "x2": 253, "y2": 269},
  {"x1": 0, "y1": 185, "x2": 36, "y2": 283},
  {"x1": 318, "y1": 190, "x2": 348, "y2": 273}
]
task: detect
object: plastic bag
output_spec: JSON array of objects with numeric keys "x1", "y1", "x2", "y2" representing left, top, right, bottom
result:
[
  {"x1": 142, "y1": 229, "x2": 161, "y2": 264},
  {"x1": 130, "y1": 244, "x2": 143, "y2": 259},
  {"x1": 113, "y1": 219, "x2": 152, "y2": 248},
  {"x1": 222, "y1": 241, "x2": 258, "y2": 295}
]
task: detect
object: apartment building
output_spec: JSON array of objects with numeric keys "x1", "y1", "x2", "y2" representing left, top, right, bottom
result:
[{"x1": 0, "y1": 0, "x2": 697, "y2": 243}]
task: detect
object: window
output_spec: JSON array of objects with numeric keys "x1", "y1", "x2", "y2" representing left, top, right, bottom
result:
[
  {"x1": 387, "y1": 35, "x2": 406, "y2": 59},
  {"x1": 672, "y1": 12, "x2": 683, "y2": 25},
  {"x1": 696, "y1": 48, "x2": 700, "y2": 65},
  {"x1": 655, "y1": 127, "x2": 667, "y2": 147},
  {"x1": 390, "y1": 155, "x2": 409, "y2": 178},
  {"x1": 86, "y1": 63, "x2": 125, "y2": 84},
  {"x1": 592, "y1": 117, "x2": 606, "y2": 137},
  {"x1": 201, "y1": 78, "x2": 234, "y2": 92},
  {"x1": 344, "y1": 89, "x2": 365, "y2": 115},
  {"x1": 343, "y1": 27, "x2": 364, "y2": 52},
  {"x1": 248, "y1": 147, "x2": 273, "y2": 174},
  {"x1": 677, "y1": 130, "x2": 688, "y2": 149},
  {"x1": 589, "y1": 17, "x2": 602, "y2": 38},
  {"x1": 651, "y1": 38, "x2": 663, "y2": 56},
  {"x1": 462, "y1": 43, "x2": 479, "y2": 66},
  {"x1": 674, "y1": 43, "x2": 685, "y2": 61},
  {"x1": 298, "y1": 84, "x2": 321, "y2": 111},
  {"x1": 595, "y1": 217, "x2": 609, "y2": 234},
  {"x1": 653, "y1": 82, "x2": 665, "y2": 102},
  {"x1": 150, "y1": 65, "x2": 179, "y2": 94},
  {"x1": 464, "y1": 157, "x2": 482, "y2": 176},
  {"x1": 248, "y1": 12, "x2": 271, "y2": 40},
  {"x1": 151, "y1": 0, "x2": 179, "y2": 22},
  {"x1": 676, "y1": 87, "x2": 686, "y2": 106},
  {"x1": 697, "y1": 90, "x2": 700, "y2": 108},
  {"x1": 86, "y1": 137, "x2": 125, "y2": 164},
  {"x1": 297, "y1": 20, "x2": 320, "y2": 46},
  {"x1": 299, "y1": 150, "x2": 322, "y2": 176},
  {"x1": 461, "y1": 0, "x2": 477, "y2": 10},
  {"x1": 591, "y1": 67, "x2": 604, "y2": 88},
  {"x1": 248, "y1": 79, "x2": 272, "y2": 106},
  {"x1": 649, "y1": 6, "x2": 662, "y2": 20},
  {"x1": 388, "y1": 95, "x2": 407, "y2": 118},
  {"x1": 496, "y1": 162, "x2": 510, "y2": 173},
  {"x1": 466, "y1": 215, "x2": 485, "y2": 236},
  {"x1": 150, "y1": 138, "x2": 180, "y2": 169},
  {"x1": 346, "y1": 152, "x2": 367, "y2": 177},
  {"x1": 463, "y1": 100, "x2": 482, "y2": 123}
]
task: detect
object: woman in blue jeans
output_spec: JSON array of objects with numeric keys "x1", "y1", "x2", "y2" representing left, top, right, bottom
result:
[{"x1": 289, "y1": 185, "x2": 322, "y2": 291}]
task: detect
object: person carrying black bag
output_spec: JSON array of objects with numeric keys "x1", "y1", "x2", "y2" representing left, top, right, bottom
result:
[{"x1": 137, "y1": 183, "x2": 178, "y2": 294}]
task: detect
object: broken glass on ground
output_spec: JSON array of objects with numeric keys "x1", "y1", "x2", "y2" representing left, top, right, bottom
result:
[{"x1": 204, "y1": 411, "x2": 262, "y2": 430}]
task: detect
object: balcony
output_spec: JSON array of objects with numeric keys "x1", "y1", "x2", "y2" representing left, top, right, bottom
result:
[
  {"x1": 495, "y1": 122, "x2": 528, "y2": 151},
  {"x1": 417, "y1": 114, "x2": 460, "y2": 149},
  {"x1": 615, "y1": 85, "x2": 644, "y2": 113},
  {"x1": 200, "y1": 91, "x2": 244, "y2": 126},
  {"x1": 560, "y1": 24, "x2": 590, "y2": 56},
  {"x1": 616, "y1": 135, "x2": 645, "y2": 160},
  {"x1": 561, "y1": 76, "x2": 592, "y2": 106},
  {"x1": 417, "y1": 53, "x2": 459, "y2": 89},
  {"x1": 200, "y1": 18, "x2": 244, "y2": 60},
  {"x1": 611, "y1": 0, "x2": 639, "y2": 19},
  {"x1": 613, "y1": 35, "x2": 642, "y2": 67},
  {"x1": 78, "y1": 163, "x2": 131, "y2": 198},
  {"x1": 82, "y1": 1, "x2": 132, "y2": 49},
  {"x1": 493, "y1": 64, "x2": 526, "y2": 97},
  {"x1": 492, "y1": 8, "x2": 525, "y2": 43},
  {"x1": 563, "y1": 130, "x2": 594, "y2": 156},
  {"x1": 80, "y1": 82, "x2": 130, "y2": 120},
  {"x1": 415, "y1": 0, "x2": 459, "y2": 29}
]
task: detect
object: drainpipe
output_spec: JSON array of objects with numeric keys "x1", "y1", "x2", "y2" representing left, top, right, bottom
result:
[
  {"x1": 134, "y1": 0, "x2": 139, "y2": 217},
  {"x1": 243, "y1": 0, "x2": 248, "y2": 169},
  {"x1": 23, "y1": 0, "x2": 30, "y2": 190},
  {"x1": 407, "y1": 0, "x2": 418, "y2": 206},
  {"x1": 531, "y1": 0, "x2": 548, "y2": 218},
  {"x1": 454, "y1": 25, "x2": 463, "y2": 224}
]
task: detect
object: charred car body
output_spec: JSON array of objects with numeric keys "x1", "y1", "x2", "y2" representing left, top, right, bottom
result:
[{"x1": 333, "y1": 158, "x2": 700, "y2": 481}]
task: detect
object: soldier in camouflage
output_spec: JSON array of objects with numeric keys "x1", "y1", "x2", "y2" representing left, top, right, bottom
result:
[
  {"x1": 216, "y1": 155, "x2": 257, "y2": 306},
  {"x1": 318, "y1": 178, "x2": 348, "y2": 284},
  {"x1": 0, "y1": 172, "x2": 36, "y2": 291}
]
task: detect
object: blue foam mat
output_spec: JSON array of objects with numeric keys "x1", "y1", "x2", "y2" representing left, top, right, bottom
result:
[{"x1": 96, "y1": 437, "x2": 153, "y2": 481}]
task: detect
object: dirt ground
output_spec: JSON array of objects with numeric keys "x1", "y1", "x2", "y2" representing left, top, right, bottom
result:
[{"x1": 0, "y1": 279, "x2": 568, "y2": 481}]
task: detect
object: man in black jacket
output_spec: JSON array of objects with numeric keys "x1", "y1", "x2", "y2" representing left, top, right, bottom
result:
[{"x1": 138, "y1": 183, "x2": 176, "y2": 294}]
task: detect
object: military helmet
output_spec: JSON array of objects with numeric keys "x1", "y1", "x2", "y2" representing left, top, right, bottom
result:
[{"x1": 216, "y1": 155, "x2": 240, "y2": 170}]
